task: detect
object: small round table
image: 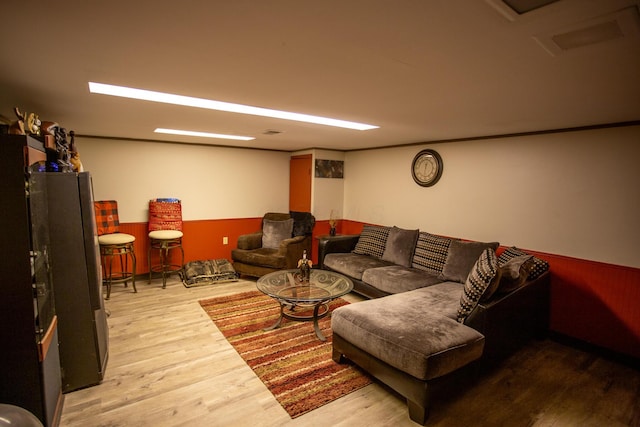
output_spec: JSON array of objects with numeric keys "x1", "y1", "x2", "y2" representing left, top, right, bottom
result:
[{"x1": 256, "y1": 269, "x2": 353, "y2": 341}]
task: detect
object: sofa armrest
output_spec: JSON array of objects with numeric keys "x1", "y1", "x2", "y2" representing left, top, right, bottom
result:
[
  {"x1": 464, "y1": 271, "x2": 550, "y2": 365},
  {"x1": 317, "y1": 234, "x2": 360, "y2": 269},
  {"x1": 237, "y1": 231, "x2": 263, "y2": 250},
  {"x1": 281, "y1": 235, "x2": 312, "y2": 269}
]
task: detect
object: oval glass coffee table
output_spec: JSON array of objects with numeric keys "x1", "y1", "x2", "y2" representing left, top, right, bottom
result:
[{"x1": 256, "y1": 269, "x2": 353, "y2": 341}]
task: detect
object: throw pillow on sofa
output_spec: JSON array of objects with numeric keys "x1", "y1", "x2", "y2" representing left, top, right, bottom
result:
[
  {"x1": 411, "y1": 232, "x2": 455, "y2": 274},
  {"x1": 353, "y1": 225, "x2": 391, "y2": 259},
  {"x1": 457, "y1": 248, "x2": 500, "y2": 323},
  {"x1": 262, "y1": 218, "x2": 294, "y2": 249},
  {"x1": 498, "y1": 247, "x2": 549, "y2": 280},
  {"x1": 382, "y1": 226, "x2": 419, "y2": 267},
  {"x1": 442, "y1": 240, "x2": 500, "y2": 283},
  {"x1": 495, "y1": 254, "x2": 535, "y2": 295}
]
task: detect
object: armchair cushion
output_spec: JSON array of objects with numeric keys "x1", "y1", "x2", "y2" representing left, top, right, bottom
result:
[{"x1": 262, "y1": 218, "x2": 294, "y2": 249}]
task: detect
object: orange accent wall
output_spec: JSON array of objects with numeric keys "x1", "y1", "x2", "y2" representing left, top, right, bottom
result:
[
  {"x1": 118, "y1": 217, "x2": 639, "y2": 359},
  {"x1": 118, "y1": 217, "x2": 262, "y2": 275},
  {"x1": 290, "y1": 154, "x2": 312, "y2": 212}
]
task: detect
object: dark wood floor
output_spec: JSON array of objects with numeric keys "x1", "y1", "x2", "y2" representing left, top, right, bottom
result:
[{"x1": 59, "y1": 277, "x2": 640, "y2": 426}]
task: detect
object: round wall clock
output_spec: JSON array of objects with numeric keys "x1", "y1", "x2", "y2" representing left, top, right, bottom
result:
[{"x1": 411, "y1": 149, "x2": 443, "y2": 187}]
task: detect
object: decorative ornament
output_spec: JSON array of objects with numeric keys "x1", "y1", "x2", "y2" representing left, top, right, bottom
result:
[{"x1": 297, "y1": 250, "x2": 312, "y2": 282}]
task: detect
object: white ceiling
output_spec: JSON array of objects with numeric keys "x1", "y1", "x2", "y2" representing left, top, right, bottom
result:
[{"x1": 1, "y1": 0, "x2": 639, "y2": 152}]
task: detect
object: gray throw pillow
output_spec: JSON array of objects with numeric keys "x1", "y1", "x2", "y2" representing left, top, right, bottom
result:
[
  {"x1": 442, "y1": 240, "x2": 500, "y2": 283},
  {"x1": 381, "y1": 226, "x2": 419, "y2": 267},
  {"x1": 457, "y1": 248, "x2": 500, "y2": 323},
  {"x1": 262, "y1": 218, "x2": 294, "y2": 249}
]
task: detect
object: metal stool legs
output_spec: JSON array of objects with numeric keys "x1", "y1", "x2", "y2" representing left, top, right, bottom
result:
[
  {"x1": 100, "y1": 241, "x2": 137, "y2": 299},
  {"x1": 148, "y1": 237, "x2": 184, "y2": 288}
]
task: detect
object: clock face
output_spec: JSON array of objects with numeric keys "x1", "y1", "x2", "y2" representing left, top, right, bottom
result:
[{"x1": 411, "y1": 149, "x2": 443, "y2": 187}]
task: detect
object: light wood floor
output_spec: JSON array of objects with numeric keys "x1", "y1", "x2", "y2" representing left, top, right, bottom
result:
[{"x1": 59, "y1": 276, "x2": 640, "y2": 427}]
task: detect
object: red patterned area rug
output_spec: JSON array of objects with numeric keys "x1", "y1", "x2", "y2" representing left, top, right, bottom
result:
[{"x1": 199, "y1": 290, "x2": 371, "y2": 418}]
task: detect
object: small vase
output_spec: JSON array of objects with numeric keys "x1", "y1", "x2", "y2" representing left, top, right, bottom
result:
[{"x1": 329, "y1": 226, "x2": 336, "y2": 236}]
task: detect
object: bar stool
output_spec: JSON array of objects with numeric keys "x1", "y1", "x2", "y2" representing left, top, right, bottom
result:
[
  {"x1": 148, "y1": 198, "x2": 184, "y2": 289},
  {"x1": 94, "y1": 200, "x2": 137, "y2": 299}
]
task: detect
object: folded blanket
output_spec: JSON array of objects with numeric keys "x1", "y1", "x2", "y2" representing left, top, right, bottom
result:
[{"x1": 183, "y1": 259, "x2": 238, "y2": 287}]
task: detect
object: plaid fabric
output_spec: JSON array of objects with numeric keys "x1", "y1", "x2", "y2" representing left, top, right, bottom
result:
[
  {"x1": 149, "y1": 199, "x2": 183, "y2": 232},
  {"x1": 94, "y1": 200, "x2": 120, "y2": 235}
]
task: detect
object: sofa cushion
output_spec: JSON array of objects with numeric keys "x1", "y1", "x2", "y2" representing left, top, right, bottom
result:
[
  {"x1": 332, "y1": 293, "x2": 485, "y2": 380},
  {"x1": 498, "y1": 247, "x2": 549, "y2": 280},
  {"x1": 352, "y1": 225, "x2": 391, "y2": 258},
  {"x1": 324, "y1": 253, "x2": 393, "y2": 281},
  {"x1": 262, "y1": 218, "x2": 294, "y2": 249},
  {"x1": 361, "y1": 266, "x2": 442, "y2": 294},
  {"x1": 230, "y1": 247, "x2": 286, "y2": 269},
  {"x1": 442, "y1": 240, "x2": 499, "y2": 283},
  {"x1": 457, "y1": 248, "x2": 500, "y2": 322},
  {"x1": 381, "y1": 226, "x2": 419, "y2": 267},
  {"x1": 494, "y1": 254, "x2": 535, "y2": 295},
  {"x1": 411, "y1": 232, "x2": 455, "y2": 274},
  {"x1": 411, "y1": 281, "x2": 465, "y2": 320}
]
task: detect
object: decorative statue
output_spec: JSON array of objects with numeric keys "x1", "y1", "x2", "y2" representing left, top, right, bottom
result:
[
  {"x1": 8, "y1": 107, "x2": 41, "y2": 135},
  {"x1": 297, "y1": 250, "x2": 312, "y2": 282},
  {"x1": 25, "y1": 112, "x2": 41, "y2": 135},
  {"x1": 69, "y1": 131, "x2": 83, "y2": 172},
  {"x1": 8, "y1": 107, "x2": 26, "y2": 135}
]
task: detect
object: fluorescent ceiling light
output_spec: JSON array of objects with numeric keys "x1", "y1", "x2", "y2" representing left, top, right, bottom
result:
[
  {"x1": 89, "y1": 82, "x2": 379, "y2": 131},
  {"x1": 155, "y1": 128, "x2": 255, "y2": 141}
]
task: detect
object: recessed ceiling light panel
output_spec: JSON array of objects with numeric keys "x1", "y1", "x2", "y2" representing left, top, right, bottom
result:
[
  {"x1": 154, "y1": 128, "x2": 255, "y2": 141},
  {"x1": 89, "y1": 82, "x2": 379, "y2": 131}
]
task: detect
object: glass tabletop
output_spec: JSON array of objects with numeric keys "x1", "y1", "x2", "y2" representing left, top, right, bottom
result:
[{"x1": 257, "y1": 269, "x2": 353, "y2": 303}]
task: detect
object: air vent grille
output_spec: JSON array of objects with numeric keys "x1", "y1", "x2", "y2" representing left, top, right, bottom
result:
[
  {"x1": 552, "y1": 20, "x2": 623, "y2": 50},
  {"x1": 502, "y1": 0, "x2": 560, "y2": 14}
]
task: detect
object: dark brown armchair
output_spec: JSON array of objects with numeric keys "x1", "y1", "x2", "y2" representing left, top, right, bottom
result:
[{"x1": 231, "y1": 212, "x2": 315, "y2": 278}]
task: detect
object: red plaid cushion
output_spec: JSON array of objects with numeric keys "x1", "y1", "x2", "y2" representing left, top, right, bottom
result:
[
  {"x1": 94, "y1": 200, "x2": 120, "y2": 235},
  {"x1": 148, "y1": 200, "x2": 183, "y2": 232}
]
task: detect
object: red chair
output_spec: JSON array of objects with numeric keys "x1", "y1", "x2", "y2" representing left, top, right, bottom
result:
[
  {"x1": 94, "y1": 200, "x2": 136, "y2": 299},
  {"x1": 147, "y1": 198, "x2": 184, "y2": 288}
]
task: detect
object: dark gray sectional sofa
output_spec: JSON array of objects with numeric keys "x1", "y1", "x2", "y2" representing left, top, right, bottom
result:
[{"x1": 318, "y1": 225, "x2": 550, "y2": 425}]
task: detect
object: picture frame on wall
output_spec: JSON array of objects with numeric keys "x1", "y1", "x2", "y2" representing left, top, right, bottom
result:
[{"x1": 315, "y1": 159, "x2": 344, "y2": 178}]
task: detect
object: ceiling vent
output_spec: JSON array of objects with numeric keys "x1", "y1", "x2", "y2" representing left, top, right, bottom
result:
[
  {"x1": 533, "y1": 6, "x2": 640, "y2": 56},
  {"x1": 486, "y1": 0, "x2": 561, "y2": 21}
]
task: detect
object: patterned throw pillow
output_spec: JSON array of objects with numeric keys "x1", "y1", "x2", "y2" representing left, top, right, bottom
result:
[
  {"x1": 498, "y1": 247, "x2": 549, "y2": 280},
  {"x1": 93, "y1": 200, "x2": 120, "y2": 236},
  {"x1": 457, "y1": 248, "x2": 500, "y2": 323},
  {"x1": 411, "y1": 232, "x2": 454, "y2": 273},
  {"x1": 352, "y1": 225, "x2": 390, "y2": 259}
]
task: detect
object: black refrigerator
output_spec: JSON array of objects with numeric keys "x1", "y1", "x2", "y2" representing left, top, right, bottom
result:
[{"x1": 41, "y1": 171, "x2": 109, "y2": 392}]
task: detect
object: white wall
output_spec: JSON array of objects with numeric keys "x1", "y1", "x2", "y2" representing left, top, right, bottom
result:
[
  {"x1": 344, "y1": 125, "x2": 640, "y2": 268},
  {"x1": 311, "y1": 149, "x2": 346, "y2": 221},
  {"x1": 77, "y1": 137, "x2": 291, "y2": 222}
]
